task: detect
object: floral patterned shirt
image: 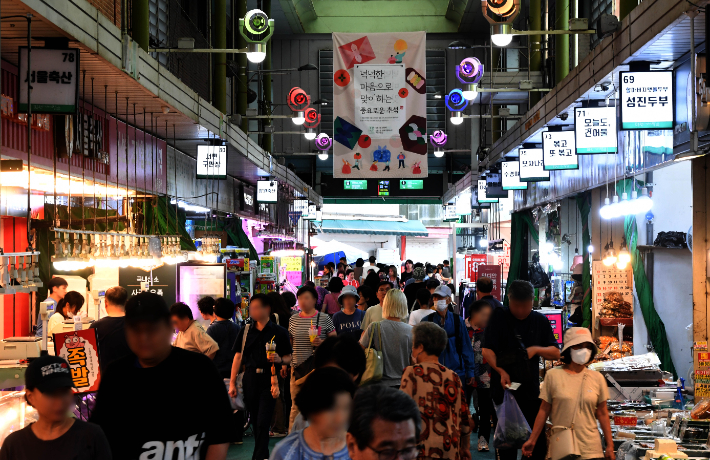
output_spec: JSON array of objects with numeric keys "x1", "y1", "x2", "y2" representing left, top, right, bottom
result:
[{"x1": 400, "y1": 362, "x2": 471, "y2": 460}]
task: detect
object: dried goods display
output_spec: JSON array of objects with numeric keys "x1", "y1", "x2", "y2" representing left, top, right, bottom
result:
[{"x1": 599, "y1": 291, "x2": 633, "y2": 318}]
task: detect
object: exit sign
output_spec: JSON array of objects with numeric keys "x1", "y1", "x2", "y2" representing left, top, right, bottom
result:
[
  {"x1": 399, "y1": 180, "x2": 423, "y2": 190},
  {"x1": 344, "y1": 180, "x2": 368, "y2": 190}
]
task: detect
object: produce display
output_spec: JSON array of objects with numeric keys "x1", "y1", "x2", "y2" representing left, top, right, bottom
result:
[{"x1": 598, "y1": 291, "x2": 633, "y2": 318}]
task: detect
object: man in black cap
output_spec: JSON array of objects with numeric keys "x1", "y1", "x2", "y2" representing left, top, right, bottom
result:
[
  {"x1": 0, "y1": 355, "x2": 111, "y2": 460},
  {"x1": 90, "y1": 292, "x2": 232, "y2": 460}
]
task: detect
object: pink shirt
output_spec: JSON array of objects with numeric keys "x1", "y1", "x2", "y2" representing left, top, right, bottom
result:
[{"x1": 323, "y1": 292, "x2": 341, "y2": 315}]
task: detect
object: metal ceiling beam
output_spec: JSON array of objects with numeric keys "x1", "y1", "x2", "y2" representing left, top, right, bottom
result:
[{"x1": 277, "y1": 0, "x2": 317, "y2": 34}]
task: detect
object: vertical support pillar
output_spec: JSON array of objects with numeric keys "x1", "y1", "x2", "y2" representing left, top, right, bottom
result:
[
  {"x1": 554, "y1": 0, "x2": 569, "y2": 85},
  {"x1": 570, "y1": 0, "x2": 577, "y2": 68},
  {"x1": 692, "y1": 156, "x2": 710, "y2": 344},
  {"x1": 262, "y1": 0, "x2": 273, "y2": 153},
  {"x1": 213, "y1": 0, "x2": 227, "y2": 114},
  {"x1": 131, "y1": 0, "x2": 149, "y2": 52},
  {"x1": 529, "y1": 0, "x2": 542, "y2": 107},
  {"x1": 236, "y1": 0, "x2": 248, "y2": 132},
  {"x1": 491, "y1": 44, "x2": 500, "y2": 144}
]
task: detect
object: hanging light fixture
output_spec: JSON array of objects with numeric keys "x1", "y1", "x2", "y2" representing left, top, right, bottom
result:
[
  {"x1": 636, "y1": 187, "x2": 653, "y2": 213},
  {"x1": 304, "y1": 128, "x2": 316, "y2": 140},
  {"x1": 617, "y1": 236, "x2": 631, "y2": 269},
  {"x1": 599, "y1": 197, "x2": 612, "y2": 219},
  {"x1": 602, "y1": 240, "x2": 617, "y2": 266}
]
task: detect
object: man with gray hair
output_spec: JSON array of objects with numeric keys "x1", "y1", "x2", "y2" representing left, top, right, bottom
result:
[{"x1": 482, "y1": 280, "x2": 560, "y2": 460}]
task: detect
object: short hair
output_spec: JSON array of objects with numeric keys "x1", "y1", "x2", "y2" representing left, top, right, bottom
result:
[
  {"x1": 443, "y1": 259, "x2": 450, "y2": 265},
  {"x1": 295, "y1": 367, "x2": 356, "y2": 420},
  {"x1": 327, "y1": 277, "x2": 344, "y2": 293},
  {"x1": 468, "y1": 299, "x2": 493, "y2": 319},
  {"x1": 426, "y1": 279, "x2": 441, "y2": 290},
  {"x1": 105, "y1": 286, "x2": 127, "y2": 307},
  {"x1": 314, "y1": 336, "x2": 367, "y2": 384},
  {"x1": 369, "y1": 256, "x2": 376, "y2": 263},
  {"x1": 346, "y1": 269, "x2": 354, "y2": 276},
  {"x1": 125, "y1": 292, "x2": 170, "y2": 328},
  {"x1": 197, "y1": 296, "x2": 216, "y2": 315},
  {"x1": 356, "y1": 285, "x2": 378, "y2": 308},
  {"x1": 477, "y1": 276, "x2": 494, "y2": 294},
  {"x1": 406, "y1": 259, "x2": 413, "y2": 265},
  {"x1": 348, "y1": 385, "x2": 421, "y2": 450},
  {"x1": 412, "y1": 322, "x2": 448, "y2": 356},
  {"x1": 47, "y1": 277, "x2": 68, "y2": 294},
  {"x1": 413, "y1": 262, "x2": 424, "y2": 269},
  {"x1": 57, "y1": 291, "x2": 85, "y2": 319},
  {"x1": 378, "y1": 280, "x2": 394, "y2": 290},
  {"x1": 327, "y1": 262, "x2": 336, "y2": 269},
  {"x1": 381, "y1": 290, "x2": 408, "y2": 320},
  {"x1": 297, "y1": 285, "x2": 318, "y2": 300},
  {"x1": 250, "y1": 293, "x2": 271, "y2": 311},
  {"x1": 508, "y1": 280, "x2": 535, "y2": 302},
  {"x1": 213, "y1": 298, "x2": 236, "y2": 319},
  {"x1": 560, "y1": 343, "x2": 595, "y2": 365},
  {"x1": 170, "y1": 302, "x2": 193, "y2": 320},
  {"x1": 282, "y1": 291, "x2": 297, "y2": 309},
  {"x1": 355, "y1": 258, "x2": 364, "y2": 267},
  {"x1": 340, "y1": 256, "x2": 347, "y2": 262},
  {"x1": 416, "y1": 288, "x2": 431, "y2": 306}
]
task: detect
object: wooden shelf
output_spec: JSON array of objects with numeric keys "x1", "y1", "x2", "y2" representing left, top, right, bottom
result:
[{"x1": 599, "y1": 317, "x2": 633, "y2": 327}]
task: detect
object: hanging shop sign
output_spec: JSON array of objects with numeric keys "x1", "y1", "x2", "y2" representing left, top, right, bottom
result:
[
  {"x1": 443, "y1": 204, "x2": 458, "y2": 221},
  {"x1": 574, "y1": 106, "x2": 618, "y2": 154},
  {"x1": 196, "y1": 145, "x2": 227, "y2": 179},
  {"x1": 478, "y1": 179, "x2": 498, "y2": 203},
  {"x1": 471, "y1": 187, "x2": 491, "y2": 209},
  {"x1": 119, "y1": 264, "x2": 177, "y2": 308},
  {"x1": 501, "y1": 161, "x2": 527, "y2": 190},
  {"x1": 344, "y1": 179, "x2": 368, "y2": 190},
  {"x1": 465, "y1": 254, "x2": 487, "y2": 282},
  {"x1": 485, "y1": 173, "x2": 508, "y2": 198},
  {"x1": 257, "y1": 180, "x2": 278, "y2": 203},
  {"x1": 332, "y1": 32, "x2": 427, "y2": 179},
  {"x1": 53, "y1": 329, "x2": 101, "y2": 394},
  {"x1": 302, "y1": 204, "x2": 317, "y2": 220},
  {"x1": 399, "y1": 179, "x2": 423, "y2": 189},
  {"x1": 240, "y1": 184, "x2": 255, "y2": 215},
  {"x1": 518, "y1": 148, "x2": 549, "y2": 182},
  {"x1": 18, "y1": 48, "x2": 79, "y2": 114},
  {"x1": 378, "y1": 180, "x2": 390, "y2": 196},
  {"x1": 478, "y1": 264, "x2": 502, "y2": 300},
  {"x1": 620, "y1": 71, "x2": 673, "y2": 130},
  {"x1": 542, "y1": 130, "x2": 578, "y2": 170},
  {"x1": 456, "y1": 191, "x2": 472, "y2": 215}
]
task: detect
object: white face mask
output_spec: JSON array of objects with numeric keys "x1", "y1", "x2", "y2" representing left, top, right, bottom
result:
[
  {"x1": 435, "y1": 300, "x2": 448, "y2": 311},
  {"x1": 571, "y1": 348, "x2": 592, "y2": 365}
]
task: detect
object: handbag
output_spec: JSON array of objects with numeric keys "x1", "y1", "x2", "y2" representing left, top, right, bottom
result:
[
  {"x1": 294, "y1": 313, "x2": 320, "y2": 380},
  {"x1": 549, "y1": 372, "x2": 587, "y2": 460},
  {"x1": 360, "y1": 322, "x2": 383, "y2": 386}
]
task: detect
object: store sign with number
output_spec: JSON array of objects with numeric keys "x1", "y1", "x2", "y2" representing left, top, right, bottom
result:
[
  {"x1": 542, "y1": 131, "x2": 578, "y2": 170},
  {"x1": 19, "y1": 47, "x2": 79, "y2": 114},
  {"x1": 478, "y1": 179, "x2": 498, "y2": 203},
  {"x1": 620, "y1": 71, "x2": 673, "y2": 130},
  {"x1": 574, "y1": 106, "x2": 618, "y2": 154},
  {"x1": 518, "y1": 148, "x2": 549, "y2": 182},
  {"x1": 501, "y1": 161, "x2": 527, "y2": 190}
]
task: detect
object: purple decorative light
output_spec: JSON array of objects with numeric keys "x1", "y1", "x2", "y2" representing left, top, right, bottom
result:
[
  {"x1": 315, "y1": 133, "x2": 332, "y2": 151},
  {"x1": 430, "y1": 130, "x2": 447, "y2": 147},
  {"x1": 457, "y1": 57, "x2": 483, "y2": 84}
]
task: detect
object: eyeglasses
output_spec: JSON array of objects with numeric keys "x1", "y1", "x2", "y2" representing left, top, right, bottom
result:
[{"x1": 366, "y1": 444, "x2": 422, "y2": 460}]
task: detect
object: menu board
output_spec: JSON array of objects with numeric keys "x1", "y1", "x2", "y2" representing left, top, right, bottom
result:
[
  {"x1": 518, "y1": 148, "x2": 549, "y2": 182},
  {"x1": 541, "y1": 310, "x2": 564, "y2": 345},
  {"x1": 542, "y1": 130, "x2": 578, "y2": 170}
]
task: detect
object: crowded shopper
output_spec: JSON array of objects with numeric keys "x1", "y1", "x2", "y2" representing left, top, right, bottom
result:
[
  {"x1": 522, "y1": 327, "x2": 613, "y2": 460},
  {"x1": 364, "y1": 255, "x2": 379, "y2": 273},
  {"x1": 170, "y1": 302, "x2": 219, "y2": 359},
  {"x1": 359, "y1": 289, "x2": 412, "y2": 388},
  {"x1": 360, "y1": 280, "x2": 393, "y2": 330},
  {"x1": 90, "y1": 286, "x2": 130, "y2": 370},
  {"x1": 324, "y1": 277, "x2": 345, "y2": 316},
  {"x1": 206, "y1": 298, "x2": 240, "y2": 378},
  {"x1": 442, "y1": 259, "x2": 452, "y2": 282},
  {"x1": 400, "y1": 259, "x2": 414, "y2": 283},
  {"x1": 356, "y1": 285, "x2": 377, "y2": 311},
  {"x1": 288, "y1": 285, "x2": 336, "y2": 430},
  {"x1": 271, "y1": 367, "x2": 356, "y2": 460},
  {"x1": 387, "y1": 265, "x2": 401, "y2": 289},
  {"x1": 47, "y1": 291, "x2": 84, "y2": 335},
  {"x1": 282, "y1": 291, "x2": 297, "y2": 311},
  {"x1": 229, "y1": 293, "x2": 292, "y2": 459},
  {"x1": 426, "y1": 278, "x2": 441, "y2": 295},
  {"x1": 477, "y1": 276, "x2": 503, "y2": 309},
  {"x1": 36, "y1": 276, "x2": 68, "y2": 337},
  {"x1": 197, "y1": 296, "x2": 216, "y2": 323},
  {"x1": 408, "y1": 288, "x2": 434, "y2": 325},
  {"x1": 401, "y1": 322, "x2": 471, "y2": 460},
  {"x1": 482, "y1": 280, "x2": 560, "y2": 460},
  {"x1": 362, "y1": 270, "x2": 382, "y2": 292},
  {"x1": 266, "y1": 292, "x2": 293, "y2": 436},
  {"x1": 467, "y1": 299, "x2": 495, "y2": 452},
  {"x1": 353, "y1": 258, "x2": 365, "y2": 282},
  {"x1": 421, "y1": 285, "x2": 475, "y2": 386},
  {"x1": 403, "y1": 266, "x2": 426, "y2": 309},
  {"x1": 91, "y1": 292, "x2": 232, "y2": 459},
  {"x1": 346, "y1": 385, "x2": 421, "y2": 460},
  {"x1": 267, "y1": 291, "x2": 292, "y2": 328},
  {"x1": 333, "y1": 285, "x2": 366, "y2": 338},
  {"x1": 345, "y1": 269, "x2": 360, "y2": 287}
]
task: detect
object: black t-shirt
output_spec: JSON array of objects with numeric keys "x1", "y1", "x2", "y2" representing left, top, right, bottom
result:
[
  {"x1": 401, "y1": 271, "x2": 413, "y2": 284},
  {"x1": 0, "y1": 420, "x2": 111, "y2": 460},
  {"x1": 403, "y1": 281, "x2": 424, "y2": 310},
  {"x1": 90, "y1": 316, "x2": 131, "y2": 371},
  {"x1": 89, "y1": 347, "x2": 232, "y2": 459},
  {"x1": 483, "y1": 307, "x2": 557, "y2": 400},
  {"x1": 206, "y1": 319, "x2": 241, "y2": 378},
  {"x1": 481, "y1": 295, "x2": 504, "y2": 310},
  {"x1": 233, "y1": 321, "x2": 292, "y2": 370}
]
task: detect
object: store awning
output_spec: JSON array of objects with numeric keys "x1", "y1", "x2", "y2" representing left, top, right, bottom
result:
[{"x1": 319, "y1": 219, "x2": 429, "y2": 237}]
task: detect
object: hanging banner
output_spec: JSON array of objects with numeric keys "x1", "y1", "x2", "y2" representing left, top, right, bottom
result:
[
  {"x1": 620, "y1": 71, "x2": 673, "y2": 130},
  {"x1": 574, "y1": 106, "x2": 618, "y2": 154},
  {"x1": 465, "y1": 254, "x2": 487, "y2": 282},
  {"x1": 53, "y1": 329, "x2": 101, "y2": 394},
  {"x1": 518, "y1": 148, "x2": 549, "y2": 182},
  {"x1": 333, "y1": 32, "x2": 427, "y2": 179},
  {"x1": 478, "y1": 264, "x2": 502, "y2": 300},
  {"x1": 542, "y1": 131, "x2": 578, "y2": 170},
  {"x1": 501, "y1": 161, "x2": 527, "y2": 190}
]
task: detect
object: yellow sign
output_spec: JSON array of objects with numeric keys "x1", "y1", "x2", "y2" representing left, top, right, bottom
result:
[{"x1": 282, "y1": 256, "x2": 302, "y2": 272}]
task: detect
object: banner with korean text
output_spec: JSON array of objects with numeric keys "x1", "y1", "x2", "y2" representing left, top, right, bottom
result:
[
  {"x1": 332, "y1": 32, "x2": 427, "y2": 178},
  {"x1": 54, "y1": 329, "x2": 101, "y2": 394}
]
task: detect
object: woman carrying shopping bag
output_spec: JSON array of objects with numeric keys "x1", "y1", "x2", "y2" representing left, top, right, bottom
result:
[{"x1": 522, "y1": 327, "x2": 614, "y2": 460}]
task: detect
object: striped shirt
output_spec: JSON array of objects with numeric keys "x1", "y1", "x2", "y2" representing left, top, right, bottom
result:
[{"x1": 288, "y1": 312, "x2": 334, "y2": 367}]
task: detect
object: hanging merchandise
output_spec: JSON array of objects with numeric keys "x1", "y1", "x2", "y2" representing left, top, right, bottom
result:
[{"x1": 528, "y1": 253, "x2": 550, "y2": 288}]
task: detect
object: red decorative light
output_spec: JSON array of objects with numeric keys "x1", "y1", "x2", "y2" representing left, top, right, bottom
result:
[{"x1": 288, "y1": 87, "x2": 310, "y2": 111}]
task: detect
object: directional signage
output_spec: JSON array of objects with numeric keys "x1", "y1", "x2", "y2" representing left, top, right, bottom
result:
[
  {"x1": 456, "y1": 191, "x2": 472, "y2": 215},
  {"x1": 620, "y1": 71, "x2": 673, "y2": 130},
  {"x1": 478, "y1": 179, "x2": 498, "y2": 204},
  {"x1": 518, "y1": 148, "x2": 549, "y2": 182},
  {"x1": 574, "y1": 106, "x2": 618, "y2": 154},
  {"x1": 542, "y1": 131, "x2": 578, "y2": 170},
  {"x1": 378, "y1": 180, "x2": 390, "y2": 196},
  {"x1": 344, "y1": 179, "x2": 368, "y2": 190},
  {"x1": 399, "y1": 180, "x2": 423, "y2": 190},
  {"x1": 501, "y1": 161, "x2": 527, "y2": 190}
]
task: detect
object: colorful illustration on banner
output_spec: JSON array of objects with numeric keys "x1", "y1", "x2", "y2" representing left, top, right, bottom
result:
[
  {"x1": 390, "y1": 134, "x2": 403, "y2": 148},
  {"x1": 334, "y1": 69, "x2": 351, "y2": 87},
  {"x1": 353, "y1": 152, "x2": 362, "y2": 170},
  {"x1": 398, "y1": 88, "x2": 409, "y2": 98},
  {"x1": 338, "y1": 36, "x2": 376, "y2": 69},
  {"x1": 412, "y1": 161, "x2": 422, "y2": 174},
  {"x1": 399, "y1": 115, "x2": 427, "y2": 155},
  {"x1": 699, "y1": 352, "x2": 710, "y2": 368},
  {"x1": 405, "y1": 68, "x2": 426, "y2": 94},
  {"x1": 373, "y1": 145, "x2": 392, "y2": 171},
  {"x1": 334, "y1": 117, "x2": 363, "y2": 150},
  {"x1": 358, "y1": 135, "x2": 372, "y2": 148},
  {"x1": 54, "y1": 329, "x2": 101, "y2": 394},
  {"x1": 342, "y1": 159, "x2": 352, "y2": 174},
  {"x1": 387, "y1": 39, "x2": 407, "y2": 64},
  {"x1": 370, "y1": 161, "x2": 378, "y2": 171},
  {"x1": 315, "y1": 133, "x2": 332, "y2": 151},
  {"x1": 397, "y1": 152, "x2": 406, "y2": 169}
]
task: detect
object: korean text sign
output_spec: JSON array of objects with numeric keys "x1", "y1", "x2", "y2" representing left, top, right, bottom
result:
[
  {"x1": 196, "y1": 145, "x2": 227, "y2": 179},
  {"x1": 543, "y1": 131, "x2": 578, "y2": 170},
  {"x1": 620, "y1": 71, "x2": 673, "y2": 130},
  {"x1": 501, "y1": 161, "x2": 527, "y2": 190},
  {"x1": 574, "y1": 106, "x2": 618, "y2": 154},
  {"x1": 257, "y1": 180, "x2": 278, "y2": 203},
  {"x1": 541, "y1": 310, "x2": 563, "y2": 345},
  {"x1": 53, "y1": 329, "x2": 101, "y2": 394},
  {"x1": 465, "y1": 254, "x2": 487, "y2": 282},
  {"x1": 355, "y1": 65, "x2": 406, "y2": 136},
  {"x1": 477, "y1": 265, "x2": 502, "y2": 300},
  {"x1": 478, "y1": 179, "x2": 498, "y2": 203},
  {"x1": 19, "y1": 48, "x2": 79, "y2": 114},
  {"x1": 518, "y1": 148, "x2": 549, "y2": 182},
  {"x1": 592, "y1": 260, "x2": 633, "y2": 318}
]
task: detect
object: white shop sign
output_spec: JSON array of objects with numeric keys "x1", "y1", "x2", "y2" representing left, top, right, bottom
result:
[
  {"x1": 518, "y1": 148, "x2": 549, "y2": 182},
  {"x1": 543, "y1": 131, "x2": 578, "y2": 170},
  {"x1": 501, "y1": 161, "x2": 527, "y2": 190},
  {"x1": 620, "y1": 71, "x2": 673, "y2": 130},
  {"x1": 574, "y1": 106, "x2": 618, "y2": 154}
]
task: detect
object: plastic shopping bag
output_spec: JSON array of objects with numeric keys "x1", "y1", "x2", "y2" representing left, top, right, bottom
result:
[{"x1": 493, "y1": 390, "x2": 531, "y2": 449}]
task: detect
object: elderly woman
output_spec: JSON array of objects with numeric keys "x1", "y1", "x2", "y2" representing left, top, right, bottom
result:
[
  {"x1": 522, "y1": 327, "x2": 614, "y2": 460},
  {"x1": 401, "y1": 322, "x2": 471, "y2": 460},
  {"x1": 359, "y1": 289, "x2": 412, "y2": 388},
  {"x1": 0, "y1": 355, "x2": 111, "y2": 459}
]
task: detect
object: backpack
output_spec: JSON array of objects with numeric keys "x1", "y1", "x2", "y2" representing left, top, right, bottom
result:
[{"x1": 424, "y1": 312, "x2": 463, "y2": 366}]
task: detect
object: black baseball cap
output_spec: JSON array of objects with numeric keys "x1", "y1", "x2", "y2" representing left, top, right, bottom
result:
[{"x1": 25, "y1": 355, "x2": 75, "y2": 393}]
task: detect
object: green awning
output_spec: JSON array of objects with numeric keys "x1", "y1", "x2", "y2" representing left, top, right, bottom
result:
[{"x1": 319, "y1": 219, "x2": 429, "y2": 237}]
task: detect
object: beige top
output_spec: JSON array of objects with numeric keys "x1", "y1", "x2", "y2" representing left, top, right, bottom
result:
[
  {"x1": 540, "y1": 368, "x2": 609, "y2": 459},
  {"x1": 174, "y1": 321, "x2": 219, "y2": 356}
]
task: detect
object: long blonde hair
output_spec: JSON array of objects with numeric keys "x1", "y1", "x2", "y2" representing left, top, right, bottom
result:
[{"x1": 382, "y1": 289, "x2": 408, "y2": 320}]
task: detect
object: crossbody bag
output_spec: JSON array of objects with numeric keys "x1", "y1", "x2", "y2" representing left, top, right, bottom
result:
[{"x1": 549, "y1": 371, "x2": 587, "y2": 460}]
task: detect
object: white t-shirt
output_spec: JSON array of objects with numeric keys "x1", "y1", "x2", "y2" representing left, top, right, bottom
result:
[
  {"x1": 47, "y1": 312, "x2": 66, "y2": 335},
  {"x1": 408, "y1": 309, "x2": 435, "y2": 326}
]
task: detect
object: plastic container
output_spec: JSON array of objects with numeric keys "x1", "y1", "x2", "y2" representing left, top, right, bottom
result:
[{"x1": 613, "y1": 411, "x2": 638, "y2": 427}]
